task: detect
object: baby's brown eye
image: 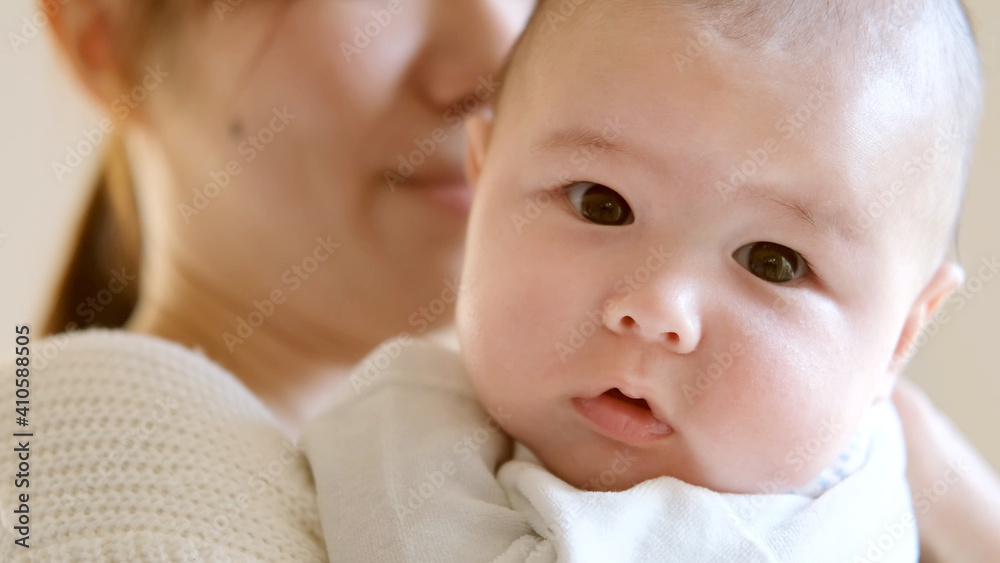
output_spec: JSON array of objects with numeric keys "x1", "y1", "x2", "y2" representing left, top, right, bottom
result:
[
  {"x1": 566, "y1": 182, "x2": 634, "y2": 226},
  {"x1": 733, "y1": 242, "x2": 807, "y2": 284}
]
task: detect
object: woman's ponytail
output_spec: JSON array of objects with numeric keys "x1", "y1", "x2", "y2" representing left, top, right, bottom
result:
[{"x1": 40, "y1": 133, "x2": 141, "y2": 336}]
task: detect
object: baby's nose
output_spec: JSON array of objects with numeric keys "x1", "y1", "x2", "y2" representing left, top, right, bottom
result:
[{"x1": 604, "y1": 290, "x2": 701, "y2": 354}]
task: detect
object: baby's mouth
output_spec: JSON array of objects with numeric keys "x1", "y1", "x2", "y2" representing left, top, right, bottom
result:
[
  {"x1": 605, "y1": 388, "x2": 651, "y2": 410},
  {"x1": 572, "y1": 387, "x2": 673, "y2": 446}
]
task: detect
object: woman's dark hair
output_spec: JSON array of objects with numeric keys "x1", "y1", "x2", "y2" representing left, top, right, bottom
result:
[{"x1": 41, "y1": 133, "x2": 141, "y2": 336}]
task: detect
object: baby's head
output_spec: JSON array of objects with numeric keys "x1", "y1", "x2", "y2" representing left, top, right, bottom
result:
[{"x1": 456, "y1": 0, "x2": 983, "y2": 493}]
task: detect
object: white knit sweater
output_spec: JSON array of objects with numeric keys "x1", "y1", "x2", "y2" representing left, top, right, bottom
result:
[{"x1": 0, "y1": 329, "x2": 328, "y2": 562}]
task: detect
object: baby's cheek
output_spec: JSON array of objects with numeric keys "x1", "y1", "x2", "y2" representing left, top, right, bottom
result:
[
  {"x1": 692, "y1": 340, "x2": 840, "y2": 485},
  {"x1": 751, "y1": 383, "x2": 863, "y2": 487}
]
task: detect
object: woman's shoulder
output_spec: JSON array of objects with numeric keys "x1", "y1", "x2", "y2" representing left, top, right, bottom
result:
[
  {"x1": 21, "y1": 328, "x2": 270, "y2": 420},
  {"x1": 0, "y1": 328, "x2": 328, "y2": 561}
]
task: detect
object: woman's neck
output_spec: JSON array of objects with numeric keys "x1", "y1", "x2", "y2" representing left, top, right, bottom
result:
[
  {"x1": 123, "y1": 128, "x2": 366, "y2": 439},
  {"x1": 126, "y1": 257, "x2": 360, "y2": 440}
]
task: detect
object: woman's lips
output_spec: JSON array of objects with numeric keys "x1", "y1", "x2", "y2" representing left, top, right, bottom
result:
[
  {"x1": 573, "y1": 388, "x2": 673, "y2": 446},
  {"x1": 397, "y1": 177, "x2": 473, "y2": 214}
]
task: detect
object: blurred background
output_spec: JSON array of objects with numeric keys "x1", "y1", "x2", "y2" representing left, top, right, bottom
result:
[{"x1": 0, "y1": 0, "x2": 997, "y2": 469}]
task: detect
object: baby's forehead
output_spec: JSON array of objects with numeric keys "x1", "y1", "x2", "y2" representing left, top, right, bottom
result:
[
  {"x1": 501, "y1": 0, "x2": 979, "y2": 260},
  {"x1": 510, "y1": 0, "x2": 980, "y2": 130}
]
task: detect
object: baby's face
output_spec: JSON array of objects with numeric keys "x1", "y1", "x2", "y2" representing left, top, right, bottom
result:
[{"x1": 457, "y1": 7, "x2": 951, "y2": 493}]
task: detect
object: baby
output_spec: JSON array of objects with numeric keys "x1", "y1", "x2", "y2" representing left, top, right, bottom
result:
[{"x1": 303, "y1": 0, "x2": 983, "y2": 560}]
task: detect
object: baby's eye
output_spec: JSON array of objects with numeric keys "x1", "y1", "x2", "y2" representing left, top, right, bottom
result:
[
  {"x1": 733, "y1": 242, "x2": 808, "y2": 284},
  {"x1": 566, "y1": 182, "x2": 634, "y2": 226}
]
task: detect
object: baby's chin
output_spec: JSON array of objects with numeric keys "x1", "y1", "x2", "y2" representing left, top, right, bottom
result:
[
  {"x1": 547, "y1": 459, "x2": 795, "y2": 494},
  {"x1": 535, "y1": 451, "x2": 702, "y2": 493},
  {"x1": 517, "y1": 437, "x2": 695, "y2": 493},
  {"x1": 523, "y1": 438, "x2": 815, "y2": 495}
]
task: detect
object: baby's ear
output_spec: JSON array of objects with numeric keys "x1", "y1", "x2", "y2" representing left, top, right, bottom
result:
[
  {"x1": 879, "y1": 261, "x2": 965, "y2": 399},
  {"x1": 464, "y1": 114, "x2": 493, "y2": 188}
]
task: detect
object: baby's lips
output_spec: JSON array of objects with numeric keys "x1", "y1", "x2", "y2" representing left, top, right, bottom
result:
[
  {"x1": 647, "y1": 420, "x2": 672, "y2": 434},
  {"x1": 573, "y1": 390, "x2": 675, "y2": 446},
  {"x1": 609, "y1": 386, "x2": 674, "y2": 432}
]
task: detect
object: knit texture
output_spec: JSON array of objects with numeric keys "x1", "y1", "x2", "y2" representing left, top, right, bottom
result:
[{"x1": 0, "y1": 329, "x2": 328, "y2": 562}]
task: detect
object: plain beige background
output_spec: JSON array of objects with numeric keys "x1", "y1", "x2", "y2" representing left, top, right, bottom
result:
[{"x1": 0, "y1": 1, "x2": 997, "y2": 469}]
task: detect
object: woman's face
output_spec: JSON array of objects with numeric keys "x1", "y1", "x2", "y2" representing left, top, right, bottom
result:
[{"x1": 141, "y1": 0, "x2": 534, "y2": 353}]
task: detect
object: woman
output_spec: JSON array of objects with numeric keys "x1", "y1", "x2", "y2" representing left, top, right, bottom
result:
[
  {"x1": 1, "y1": 0, "x2": 996, "y2": 560},
  {"x1": 40, "y1": 0, "x2": 533, "y2": 437}
]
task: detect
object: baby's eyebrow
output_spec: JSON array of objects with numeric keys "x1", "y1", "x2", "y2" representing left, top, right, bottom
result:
[
  {"x1": 732, "y1": 184, "x2": 853, "y2": 241},
  {"x1": 530, "y1": 126, "x2": 657, "y2": 170},
  {"x1": 531, "y1": 128, "x2": 626, "y2": 154},
  {"x1": 747, "y1": 189, "x2": 818, "y2": 229}
]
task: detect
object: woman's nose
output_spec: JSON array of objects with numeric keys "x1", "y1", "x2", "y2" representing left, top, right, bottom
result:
[
  {"x1": 413, "y1": 0, "x2": 532, "y2": 108},
  {"x1": 603, "y1": 273, "x2": 703, "y2": 355}
]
